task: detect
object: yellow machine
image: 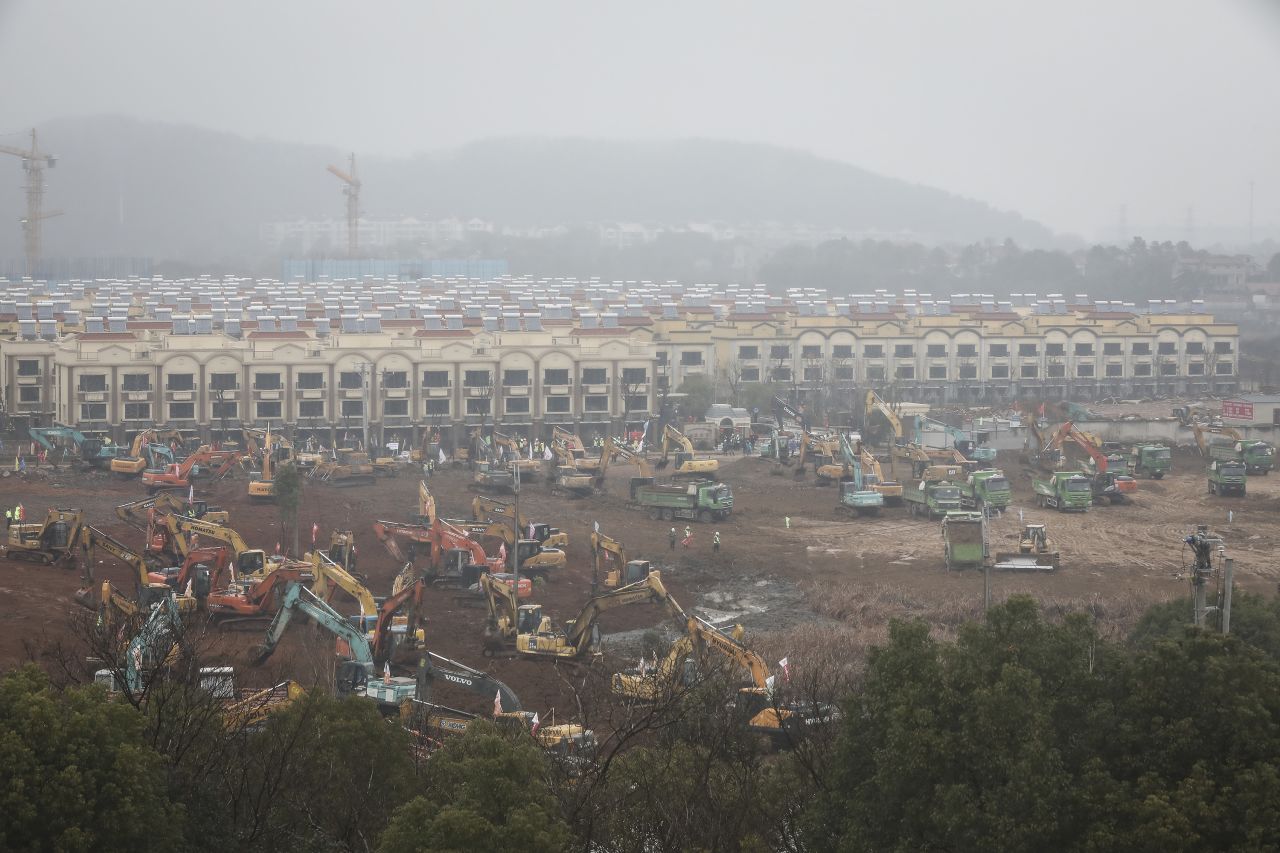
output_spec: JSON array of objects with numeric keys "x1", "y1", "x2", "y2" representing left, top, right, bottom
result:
[
  {"x1": 243, "y1": 429, "x2": 295, "y2": 501},
  {"x1": 611, "y1": 616, "x2": 745, "y2": 702},
  {"x1": 305, "y1": 549, "x2": 377, "y2": 617},
  {"x1": 492, "y1": 430, "x2": 541, "y2": 481},
  {"x1": 551, "y1": 426, "x2": 601, "y2": 472},
  {"x1": 859, "y1": 447, "x2": 903, "y2": 505},
  {"x1": 470, "y1": 495, "x2": 568, "y2": 549},
  {"x1": 309, "y1": 448, "x2": 377, "y2": 487},
  {"x1": 864, "y1": 390, "x2": 929, "y2": 472},
  {"x1": 110, "y1": 429, "x2": 162, "y2": 476},
  {"x1": 550, "y1": 464, "x2": 595, "y2": 498},
  {"x1": 161, "y1": 515, "x2": 268, "y2": 579},
  {"x1": 656, "y1": 424, "x2": 719, "y2": 477},
  {"x1": 4, "y1": 508, "x2": 86, "y2": 565},
  {"x1": 78, "y1": 526, "x2": 198, "y2": 613},
  {"x1": 595, "y1": 435, "x2": 653, "y2": 486},
  {"x1": 590, "y1": 530, "x2": 652, "y2": 589},
  {"x1": 515, "y1": 571, "x2": 683, "y2": 660}
]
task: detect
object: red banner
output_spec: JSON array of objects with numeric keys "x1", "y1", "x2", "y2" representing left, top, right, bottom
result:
[{"x1": 1222, "y1": 400, "x2": 1254, "y2": 420}]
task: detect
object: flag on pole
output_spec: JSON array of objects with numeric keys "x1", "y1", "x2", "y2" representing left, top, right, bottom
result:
[
  {"x1": 779, "y1": 657, "x2": 791, "y2": 683},
  {"x1": 528, "y1": 521, "x2": 536, "y2": 540},
  {"x1": 312, "y1": 522, "x2": 320, "y2": 544},
  {"x1": 384, "y1": 661, "x2": 391, "y2": 682},
  {"x1": 530, "y1": 712, "x2": 541, "y2": 734},
  {"x1": 438, "y1": 447, "x2": 447, "y2": 465},
  {"x1": 543, "y1": 446, "x2": 553, "y2": 461},
  {"x1": 593, "y1": 520, "x2": 600, "y2": 534},
  {"x1": 765, "y1": 675, "x2": 776, "y2": 696},
  {"x1": 275, "y1": 541, "x2": 281, "y2": 555},
  {"x1": 498, "y1": 542, "x2": 507, "y2": 564},
  {"x1": 494, "y1": 690, "x2": 503, "y2": 716},
  {"x1": 188, "y1": 483, "x2": 195, "y2": 502}
]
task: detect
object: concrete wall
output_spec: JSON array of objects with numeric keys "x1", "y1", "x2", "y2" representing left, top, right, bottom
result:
[{"x1": 971, "y1": 420, "x2": 1280, "y2": 451}]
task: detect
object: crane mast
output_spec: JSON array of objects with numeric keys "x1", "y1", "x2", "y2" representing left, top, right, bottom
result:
[
  {"x1": 325, "y1": 152, "x2": 360, "y2": 257},
  {"x1": 0, "y1": 129, "x2": 60, "y2": 276}
]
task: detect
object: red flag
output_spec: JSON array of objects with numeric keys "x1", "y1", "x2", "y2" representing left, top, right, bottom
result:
[
  {"x1": 275, "y1": 542, "x2": 281, "y2": 555},
  {"x1": 311, "y1": 522, "x2": 320, "y2": 544},
  {"x1": 779, "y1": 656, "x2": 791, "y2": 684},
  {"x1": 530, "y1": 712, "x2": 540, "y2": 734},
  {"x1": 498, "y1": 542, "x2": 507, "y2": 564}
]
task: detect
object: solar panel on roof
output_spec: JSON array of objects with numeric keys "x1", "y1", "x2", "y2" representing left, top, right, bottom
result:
[{"x1": 86, "y1": 317, "x2": 105, "y2": 334}]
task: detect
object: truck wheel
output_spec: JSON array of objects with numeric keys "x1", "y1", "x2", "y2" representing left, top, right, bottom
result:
[
  {"x1": 648, "y1": 508, "x2": 661, "y2": 521},
  {"x1": 698, "y1": 510, "x2": 712, "y2": 524},
  {"x1": 662, "y1": 509, "x2": 674, "y2": 521},
  {"x1": 1154, "y1": 472, "x2": 1164, "y2": 480}
]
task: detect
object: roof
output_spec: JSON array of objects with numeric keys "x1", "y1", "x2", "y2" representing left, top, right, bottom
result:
[
  {"x1": 247, "y1": 331, "x2": 311, "y2": 340},
  {"x1": 77, "y1": 332, "x2": 138, "y2": 341}
]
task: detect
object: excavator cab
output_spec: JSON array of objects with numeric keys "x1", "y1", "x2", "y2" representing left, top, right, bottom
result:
[
  {"x1": 608, "y1": 559, "x2": 651, "y2": 589},
  {"x1": 237, "y1": 549, "x2": 267, "y2": 577},
  {"x1": 335, "y1": 659, "x2": 372, "y2": 699}
]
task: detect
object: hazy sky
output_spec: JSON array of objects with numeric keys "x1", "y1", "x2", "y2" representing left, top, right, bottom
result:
[{"x1": 2, "y1": 0, "x2": 1278, "y2": 239}]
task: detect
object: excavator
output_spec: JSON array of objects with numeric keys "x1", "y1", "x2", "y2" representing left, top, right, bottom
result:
[
  {"x1": 3, "y1": 508, "x2": 86, "y2": 565},
  {"x1": 864, "y1": 390, "x2": 932, "y2": 475},
  {"x1": 76, "y1": 525, "x2": 200, "y2": 612},
  {"x1": 309, "y1": 447, "x2": 377, "y2": 487},
  {"x1": 29, "y1": 425, "x2": 120, "y2": 469},
  {"x1": 204, "y1": 562, "x2": 315, "y2": 625},
  {"x1": 141, "y1": 448, "x2": 244, "y2": 494},
  {"x1": 157, "y1": 515, "x2": 269, "y2": 580},
  {"x1": 372, "y1": 518, "x2": 519, "y2": 591},
  {"x1": 451, "y1": 519, "x2": 567, "y2": 577},
  {"x1": 250, "y1": 583, "x2": 374, "y2": 699},
  {"x1": 836, "y1": 439, "x2": 884, "y2": 517},
  {"x1": 654, "y1": 423, "x2": 718, "y2": 477},
  {"x1": 859, "y1": 446, "x2": 903, "y2": 505},
  {"x1": 110, "y1": 429, "x2": 177, "y2": 476},
  {"x1": 590, "y1": 530, "x2": 652, "y2": 590},
  {"x1": 594, "y1": 435, "x2": 654, "y2": 488},
  {"x1": 772, "y1": 395, "x2": 808, "y2": 432},
  {"x1": 470, "y1": 496, "x2": 569, "y2": 550},
  {"x1": 1191, "y1": 423, "x2": 1276, "y2": 475},
  {"x1": 612, "y1": 614, "x2": 811, "y2": 739},
  {"x1": 400, "y1": 652, "x2": 598, "y2": 763},
  {"x1": 362, "y1": 576, "x2": 428, "y2": 668},
  {"x1": 484, "y1": 570, "x2": 683, "y2": 660},
  {"x1": 551, "y1": 426, "x2": 601, "y2": 473},
  {"x1": 1046, "y1": 422, "x2": 1138, "y2": 505},
  {"x1": 244, "y1": 428, "x2": 294, "y2": 500},
  {"x1": 115, "y1": 493, "x2": 229, "y2": 537},
  {"x1": 493, "y1": 430, "x2": 541, "y2": 481},
  {"x1": 549, "y1": 463, "x2": 595, "y2": 498},
  {"x1": 306, "y1": 549, "x2": 378, "y2": 617},
  {"x1": 794, "y1": 431, "x2": 843, "y2": 481}
]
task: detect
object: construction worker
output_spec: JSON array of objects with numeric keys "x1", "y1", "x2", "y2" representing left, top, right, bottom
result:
[
  {"x1": 3, "y1": 508, "x2": 10, "y2": 529},
  {"x1": 682, "y1": 525, "x2": 693, "y2": 549},
  {"x1": 669, "y1": 527, "x2": 677, "y2": 550},
  {"x1": 713, "y1": 531, "x2": 721, "y2": 553}
]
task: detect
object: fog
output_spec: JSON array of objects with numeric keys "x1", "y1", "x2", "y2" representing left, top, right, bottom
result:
[{"x1": 2, "y1": 0, "x2": 1279, "y2": 239}]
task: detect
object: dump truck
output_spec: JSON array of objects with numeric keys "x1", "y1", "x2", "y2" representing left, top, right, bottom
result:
[
  {"x1": 993, "y1": 523, "x2": 1059, "y2": 571},
  {"x1": 1032, "y1": 471, "x2": 1093, "y2": 511},
  {"x1": 941, "y1": 511, "x2": 986, "y2": 571},
  {"x1": 628, "y1": 477, "x2": 733, "y2": 522},
  {"x1": 904, "y1": 464, "x2": 966, "y2": 519},
  {"x1": 1127, "y1": 444, "x2": 1172, "y2": 479},
  {"x1": 960, "y1": 469, "x2": 1012, "y2": 511},
  {"x1": 1207, "y1": 460, "x2": 1247, "y2": 497}
]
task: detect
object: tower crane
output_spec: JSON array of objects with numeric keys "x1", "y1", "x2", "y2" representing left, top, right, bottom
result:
[
  {"x1": 326, "y1": 153, "x2": 360, "y2": 257},
  {"x1": 0, "y1": 130, "x2": 60, "y2": 276}
]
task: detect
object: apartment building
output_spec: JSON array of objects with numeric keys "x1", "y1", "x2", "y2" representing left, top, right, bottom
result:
[{"x1": 0, "y1": 278, "x2": 1238, "y2": 444}]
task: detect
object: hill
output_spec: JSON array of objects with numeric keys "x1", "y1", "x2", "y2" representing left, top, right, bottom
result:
[{"x1": 0, "y1": 115, "x2": 1055, "y2": 265}]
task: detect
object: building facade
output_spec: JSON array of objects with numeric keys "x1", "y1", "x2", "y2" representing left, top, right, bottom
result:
[{"x1": 0, "y1": 278, "x2": 1239, "y2": 444}]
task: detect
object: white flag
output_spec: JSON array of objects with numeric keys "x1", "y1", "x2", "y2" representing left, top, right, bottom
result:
[
  {"x1": 383, "y1": 661, "x2": 391, "y2": 682},
  {"x1": 765, "y1": 675, "x2": 776, "y2": 696},
  {"x1": 188, "y1": 483, "x2": 194, "y2": 502},
  {"x1": 494, "y1": 690, "x2": 503, "y2": 717},
  {"x1": 528, "y1": 522, "x2": 536, "y2": 540},
  {"x1": 530, "y1": 712, "x2": 541, "y2": 734},
  {"x1": 438, "y1": 447, "x2": 447, "y2": 465},
  {"x1": 779, "y1": 657, "x2": 791, "y2": 683}
]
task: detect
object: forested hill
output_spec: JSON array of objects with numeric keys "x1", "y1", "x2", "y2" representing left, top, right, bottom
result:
[{"x1": 0, "y1": 116, "x2": 1053, "y2": 263}]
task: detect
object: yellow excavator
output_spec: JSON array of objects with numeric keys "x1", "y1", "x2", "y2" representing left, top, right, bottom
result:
[
  {"x1": 551, "y1": 426, "x2": 601, "y2": 472},
  {"x1": 110, "y1": 429, "x2": 176, "y2": 476},
  {"x1": 595, "y1": 435, "x2": 653, "y2": 487},
  {"x1": 612, "y1": 614, "x2": 806, "y2": 737},
  {"x1": 590, "y1": 530, "x2": 652, "y2": 589},
  {"x1": 492, "y1": 430, "x2": 541, "y2": 481},
  {"x1": 77, "y1": 525, "x2": 198, "y2": 613},
  {"x1": 864, "y1": 390, "x2": 929, "y2": 473},
  {"x1": 244, "y1": 428, "x2": 294, "y2": 501},
  {"x1": 305, "y1": 549, "x2": 377, "y2": 617},
  {"x1": 470, "y1": 495, "x2": 568, "y2": 550},
  {"x1": 4, "y1": 508, "x2": 87, "y2": 565},
  {"x1": 159, "y1": 515, "x2": 269, "y2": 580},
  {"x1": 655, "y1": 424, "x2": 718, "y2": 477},
  {"x1": 859, "y1": 446, "x2": 903, "y2": 505},
  {"x1": 485, "y1": 570, "x2": 684, "y2": 660}
]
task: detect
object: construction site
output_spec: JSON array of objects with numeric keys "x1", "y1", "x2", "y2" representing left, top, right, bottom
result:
[{"x1": 0, "y1": 395, "x2": 1273, "y2": 745}]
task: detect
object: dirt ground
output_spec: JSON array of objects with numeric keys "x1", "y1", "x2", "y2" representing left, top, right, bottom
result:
[{"x1": 1, "y1": 442, "x2": 1274, "y2": 723}]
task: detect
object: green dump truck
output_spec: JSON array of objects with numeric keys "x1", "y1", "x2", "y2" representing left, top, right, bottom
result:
[
  {"x1": 1207, "y1": 439, "x2": 1275, "y2": 476},
  {"x1": 941, "y1": 511, "x2": 987, "y2": 571},
  {"x1": 1032, "y1": 471, "x2": 1093, "y2": 512},
  {"x1": 960, "y1": 469, "x2": 1012, "y2": 511},
  {"x1": 1128, "y1": 444, "x2": 1172, "y2": 479},
  {"x1": 1207, "y1": 460, "x2": 1247, "y2": 497},
  {"x1": 628, "y1": 477, "x2": 733, "y2": 522},
  {"x1": 905, "y1": 481, "x2": 965, "y2": 519}
]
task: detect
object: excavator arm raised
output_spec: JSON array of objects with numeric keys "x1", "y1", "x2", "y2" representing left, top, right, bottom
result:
[
  {"x1": 414, "y1": 650, "x2": 522, "y2": 713},
  {"x1": 563, "y1": 571, "x2": 683, "y2": 653},
  {"x1": 251, "y1": 584, "x2": 372, "y2": 667}
]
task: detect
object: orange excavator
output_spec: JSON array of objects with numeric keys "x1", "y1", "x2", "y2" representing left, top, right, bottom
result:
[
  {"x1": 371, "y1": 518, "x2": 531, "y2": 597},
  {"x1": 1046, "y1": 421, "x2": 1138, "y2": 505},
  {"x1": 141, "y1": 449, "x2": 245, "y2": 494},
  {"x1": 205, "y1": 562, "x2": 316, "y2": 626}
]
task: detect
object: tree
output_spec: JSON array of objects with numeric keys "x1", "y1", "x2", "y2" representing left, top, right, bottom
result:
[
  {"x1": 0, "y1": 665, "x2": 183, "y2": 852},
  {"x1": 675, "y1": 375, "x2": 714, "y2": 421},
  {"x1": 272, "y1": 462, "x2": 302, "y2": 556},
  {"x1": 378, "y1": 721, "x2": 569, "y2": 853},
  {"x1": 1130, "y1": 591, "x2": 1280, "y2": 661}
]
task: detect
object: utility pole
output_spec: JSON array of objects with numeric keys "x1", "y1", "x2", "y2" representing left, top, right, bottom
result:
[
  {"x1": 511, "y1": 454, "x2": 521, "y2": 598},
  {"x1": 1186, "y1": 526, "x2": 1223, "y2": 628},
  {"x1": 0, "y1": 130, "x2": 61, "y2": 276},
  {"x1": 1222, "y1": 557, "x2": 1235, "y2": 635}
]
